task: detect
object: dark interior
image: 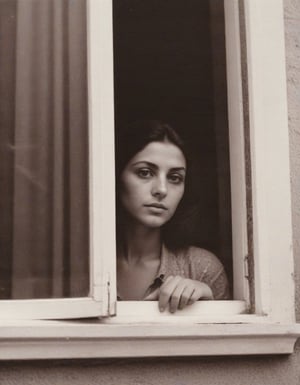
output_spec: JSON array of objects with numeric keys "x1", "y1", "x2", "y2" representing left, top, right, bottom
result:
[{"x1": 113, "y1": 0, "x2": 233, "y2": 288}]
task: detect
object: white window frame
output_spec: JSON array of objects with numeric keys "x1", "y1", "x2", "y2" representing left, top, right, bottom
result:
[
  {"x1": 0, "y1": 0, "x2": 116, "y2": 320},
  {"x1": 0, "y1": 0, "x2": 300, "y2": 359}
]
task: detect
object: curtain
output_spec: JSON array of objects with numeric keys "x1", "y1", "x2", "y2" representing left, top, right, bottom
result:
[{"x1": 0, "y1": 0, "x2": 89, "y2": 299}]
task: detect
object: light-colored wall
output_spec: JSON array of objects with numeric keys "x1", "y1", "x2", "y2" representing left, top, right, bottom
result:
[
  {"x1": 286, "y1": 0, "x2": 300, "y2": 321},
  {"x1": 0, "y1": 352, "x2": 300, "y2": 385},
  {"x1": 0, "y1": 0, "x2": 300, "y2": 383}
]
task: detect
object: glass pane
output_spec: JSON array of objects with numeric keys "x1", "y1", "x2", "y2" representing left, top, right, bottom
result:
[
  {"x1": 0, "y1": 0, "x2": 89, "y2": 299},
  {"x1": 113, "y1": 0, "x2": 233, "y2": 299}
]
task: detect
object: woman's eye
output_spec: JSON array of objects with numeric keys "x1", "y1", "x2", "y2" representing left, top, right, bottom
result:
[
  {"x1": 168, "y1": 173, "x2": 184, "y2": 184},
  {"x1": 137, "y1": 168, "x2": 153, "y2": 179}
]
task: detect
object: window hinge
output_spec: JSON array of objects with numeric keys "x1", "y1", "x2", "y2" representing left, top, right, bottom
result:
[
  {"x1": 244, "y1": 255, "x2": 249, "y2": 280},
  {"x1": 107, "y1": 277, "x2": 111, "y2": 315}
]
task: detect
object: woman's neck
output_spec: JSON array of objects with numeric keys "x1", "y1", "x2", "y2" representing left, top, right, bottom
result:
[{"x1": 120, "y1": 222, "x2": 162, "y2": 264}]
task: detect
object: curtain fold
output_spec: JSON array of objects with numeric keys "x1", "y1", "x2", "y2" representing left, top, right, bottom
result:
[
  {"x1": 0, "y1": 0, "x2": 89, "y2": 299},
  {"x1": 0, "y1": 0, "x2": 17, "y2": 299}
]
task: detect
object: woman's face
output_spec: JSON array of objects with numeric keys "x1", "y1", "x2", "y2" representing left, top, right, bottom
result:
[{"x1": 120, "y1": 140, "x2": 186, "y2": 229}]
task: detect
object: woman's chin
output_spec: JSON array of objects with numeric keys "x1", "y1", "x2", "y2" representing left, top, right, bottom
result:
[
  {"x1": 127, "y1": 215, "x2": 168, "y2": 229},
  {"x1": 137, "y1": 215, "x2": 169, "y2": 229},
  {"x1": 126, "y1": 211, "x2": 174, "y2": 229}
]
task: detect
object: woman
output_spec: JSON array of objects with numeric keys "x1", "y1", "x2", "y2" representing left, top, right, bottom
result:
[{"x1": 116, "y1": 120, "x2": 230, "y2": 313}]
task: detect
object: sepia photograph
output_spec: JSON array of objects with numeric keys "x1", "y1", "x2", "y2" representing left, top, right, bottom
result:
[{"x1": 0, "y1": 0, "x2": 300, "y2": 383}]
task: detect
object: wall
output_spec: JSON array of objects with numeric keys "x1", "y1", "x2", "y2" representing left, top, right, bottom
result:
[
  {"x1": 0, "y1": 0, "x2": 300, "y2": 384},
  {"x1": 286, "y1": 0, "x2": 300, "y2": 321}
]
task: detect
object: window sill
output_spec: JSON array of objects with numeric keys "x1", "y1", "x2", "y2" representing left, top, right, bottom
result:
[{"x1": 1, "y1": 318, "x2": 300, "y2": 359}]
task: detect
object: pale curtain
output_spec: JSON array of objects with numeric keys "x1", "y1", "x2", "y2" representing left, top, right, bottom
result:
[{"x1": 0, "y1": 0, "x2": 89, "y2": 299}]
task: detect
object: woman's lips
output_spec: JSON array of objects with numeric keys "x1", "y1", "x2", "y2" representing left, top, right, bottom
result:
[{"x1": 144, "y1": 203, "x2": 167, "y2": 210}]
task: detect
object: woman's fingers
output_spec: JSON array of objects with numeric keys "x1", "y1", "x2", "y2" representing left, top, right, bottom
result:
[
  {"x1": 169, "y1": 279, "x2": 199, "y2": 312},
  {"x1": 158, "y1": 277, "x2": 213, "y2": 312},
  {"x1": 142, "y1": 275, "x2": 213, "y2": 312},
  {"x1": 169, "y1": 280, "x2": 188, "y2": 313},
  {"x1": 178, "y1": 286, "x2": 195, "y2": 309},
  {"x1": 158, "y1": 275, "x2": 182, "y2": 311}
]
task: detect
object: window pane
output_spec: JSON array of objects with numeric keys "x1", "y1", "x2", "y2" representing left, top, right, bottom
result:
[
  {"x1": 0, "y1": 0, "x2": 89, "y2": 299},
  {"x1": 113, "y1": 0, "x2": 233, "y2": 292}
]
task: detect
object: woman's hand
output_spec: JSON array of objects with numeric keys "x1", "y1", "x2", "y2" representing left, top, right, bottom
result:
[{"x1": 144, "y1": 275, "x2": 213, "y2": 313}]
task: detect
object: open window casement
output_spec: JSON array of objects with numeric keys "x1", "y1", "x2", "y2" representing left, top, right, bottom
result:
[
  {"x1": 0, "y1": 0, "x2": 116, "y2": 320},
  {"x1": 1, "y1": 0, "x2": 300, "y2": 359}
]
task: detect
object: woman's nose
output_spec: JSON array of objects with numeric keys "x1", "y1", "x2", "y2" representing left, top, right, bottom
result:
[{"x1": 151, "y1": 176, "x2": 167, "y2": 198}]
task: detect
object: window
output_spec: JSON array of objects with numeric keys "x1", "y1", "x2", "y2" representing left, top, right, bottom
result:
[
  {"x1": 0, "y1": 0, "x2": 299, "y2": 359},
  {"x1": 113, "y1": 0, "x2": 234, "y2": 296},
  {"x1": 0, "y1": 0, "x2": 113, "y2": 319}
]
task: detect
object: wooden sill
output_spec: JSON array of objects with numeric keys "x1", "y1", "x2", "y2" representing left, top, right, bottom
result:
[{"x1": 1, "y1": 318, "x2": 300, "y2": 359}]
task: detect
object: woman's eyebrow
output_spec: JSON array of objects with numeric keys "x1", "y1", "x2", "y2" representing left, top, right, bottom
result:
[
  {"x1": 131, "y1": 161, "x2": 158, "y2": 169},
  {"x1": 170, "y1": 167, "x2": 186, "y2": 172}
]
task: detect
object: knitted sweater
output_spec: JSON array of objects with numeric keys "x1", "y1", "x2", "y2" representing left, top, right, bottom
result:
[{"x1": 118, "y1": 244, "x2": 230, "y2": 300}]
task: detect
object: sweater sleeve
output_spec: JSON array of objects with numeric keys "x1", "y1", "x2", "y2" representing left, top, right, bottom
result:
[{"x1": 186, "y1": 247, "x2": 230, "y2": 300}]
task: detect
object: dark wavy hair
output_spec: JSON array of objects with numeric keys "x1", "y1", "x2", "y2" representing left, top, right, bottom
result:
[{"x1": 115, "y1": 120, "x2": 191, "y2": 250}]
